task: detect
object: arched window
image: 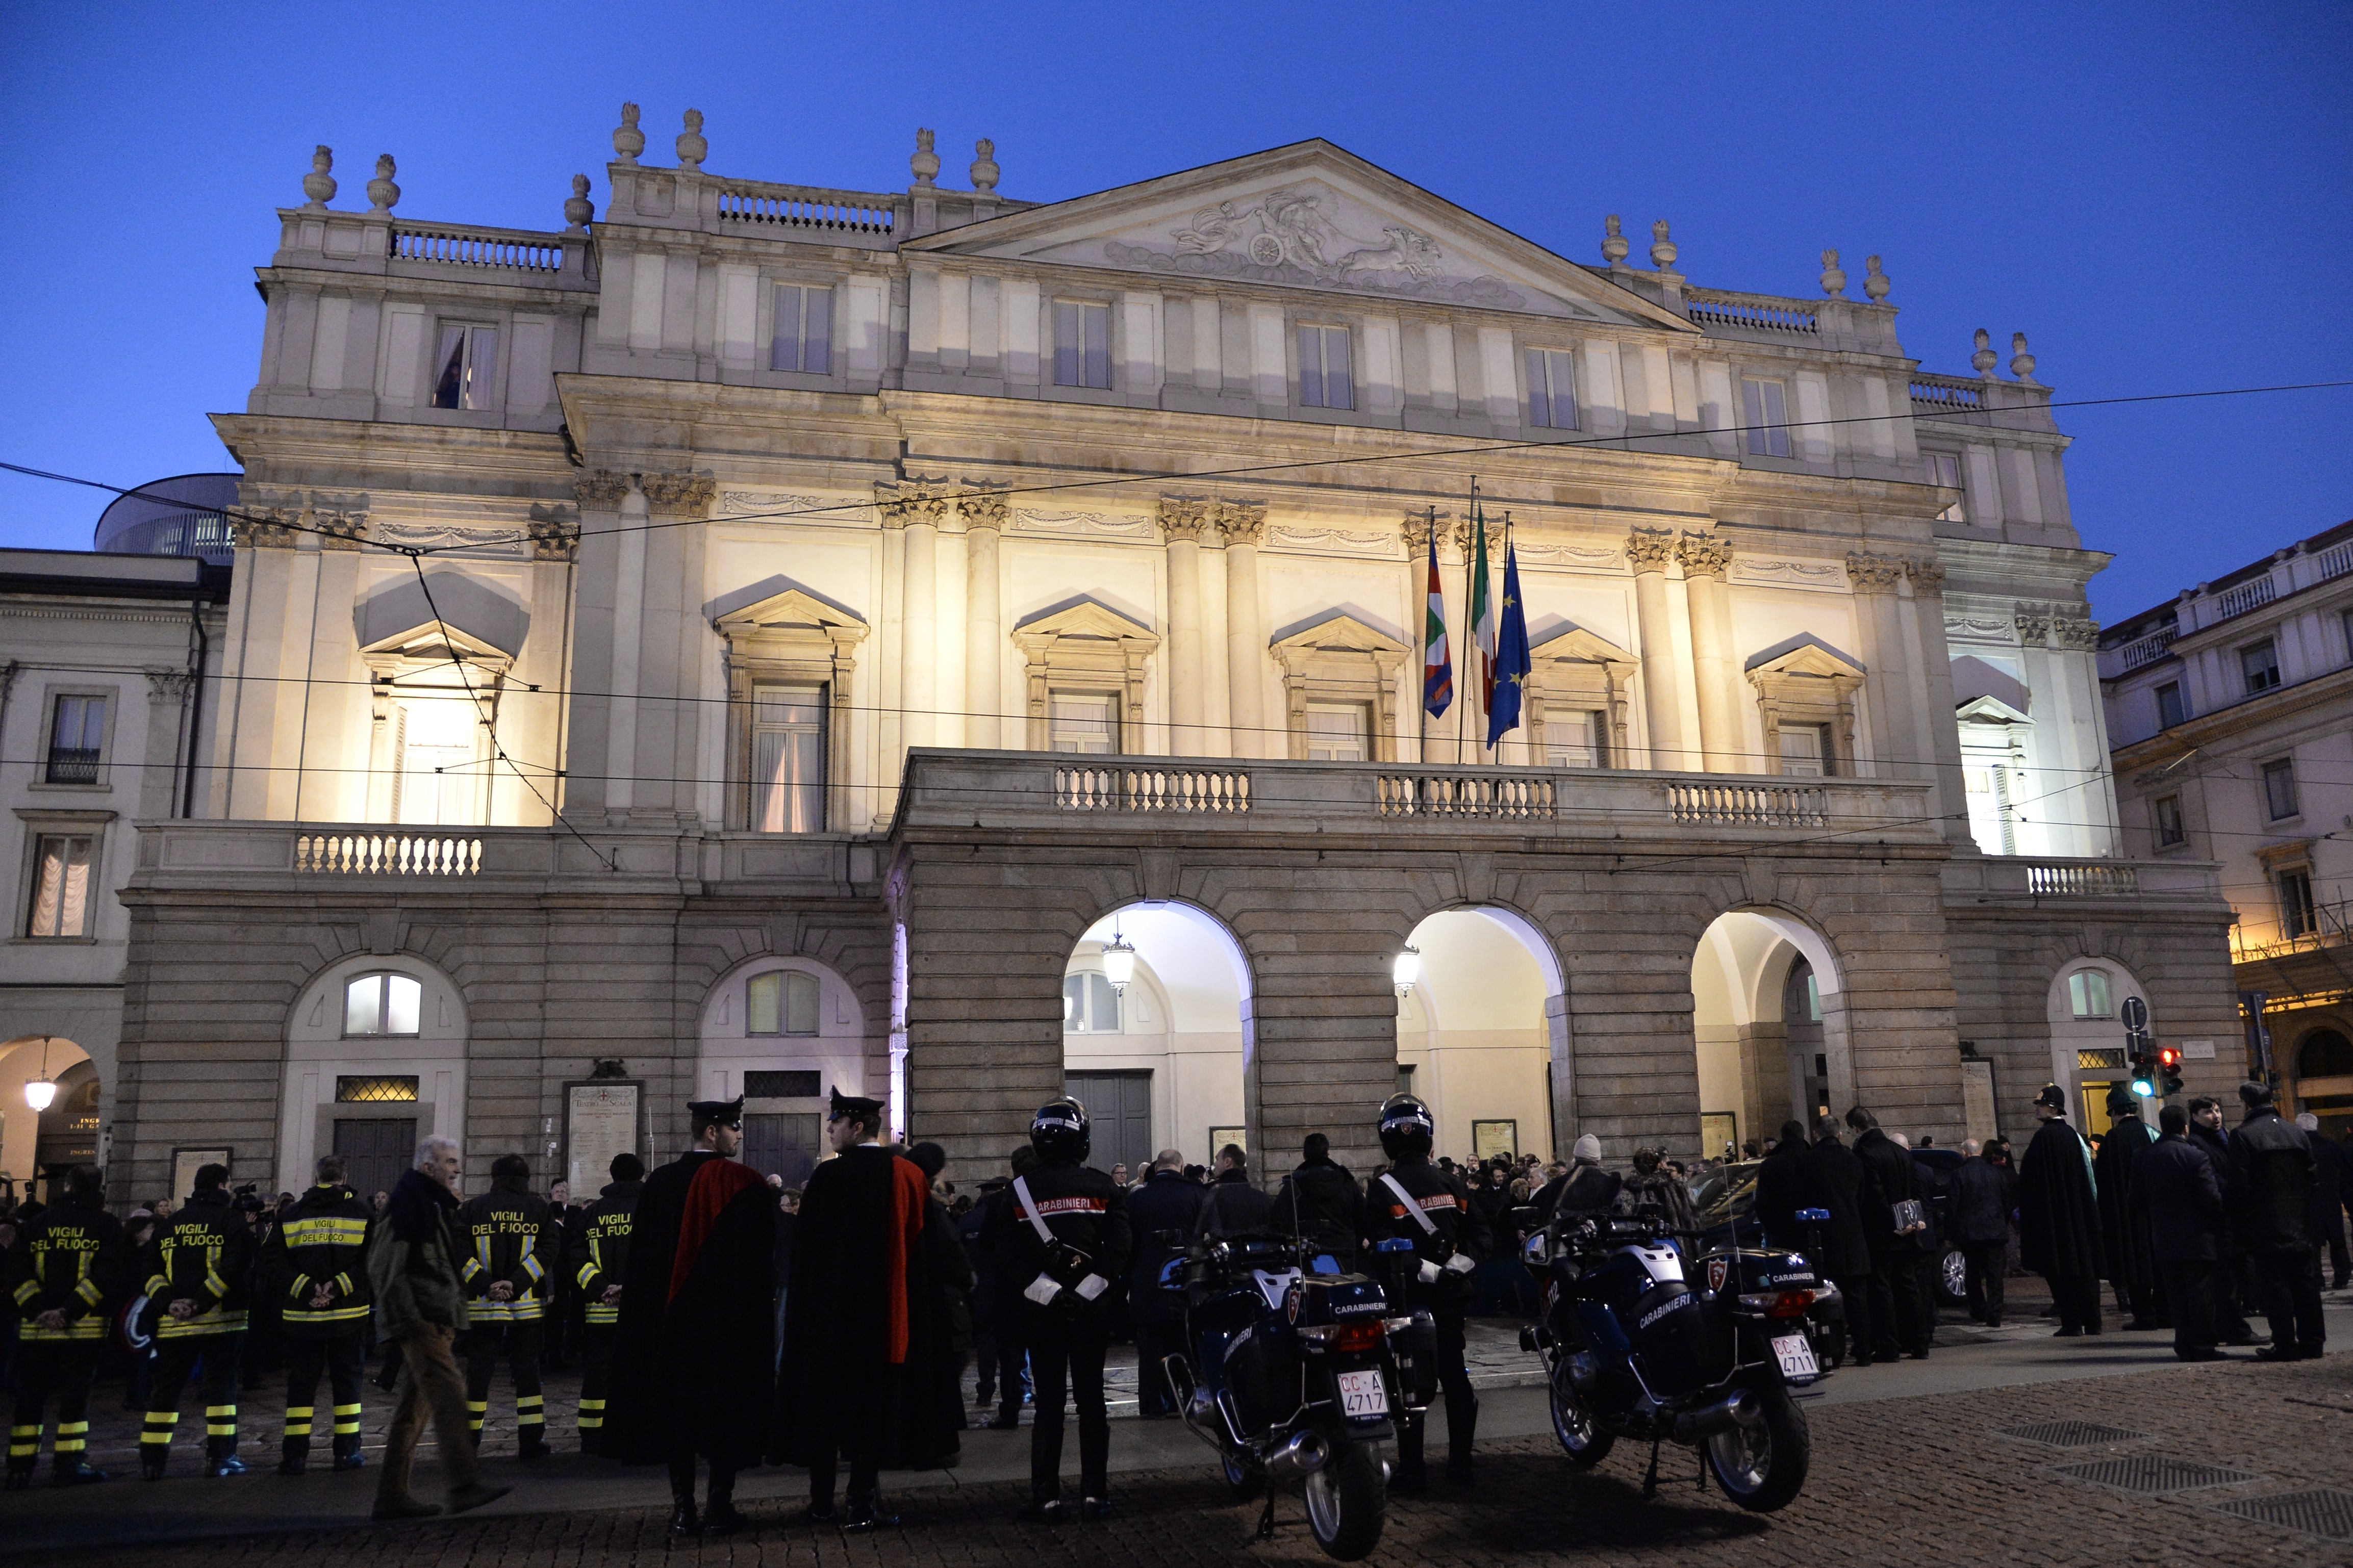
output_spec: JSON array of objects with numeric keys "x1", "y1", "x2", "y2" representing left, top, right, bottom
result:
[
  {"x1": 2297, "y1": 1029, "x2": 2353, "y2": 1079},
  {"x1": 747, "y1": 970, "x2": 821, "y2": 1037},
  {"x1": 2067, "y1": 969, "x2": 2112, "y2": 1019},
  {"x1": 344, "y1": 972, "x2": 423, "y2": 1037},
  {"x1": 1064, "y1": 972, "x2": 1121, "y2": 1034}
]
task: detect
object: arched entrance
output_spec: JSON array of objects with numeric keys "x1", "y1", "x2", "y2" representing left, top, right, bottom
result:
[
  {"x1": 1396, "y1": 908, "x2": 1565, "y2": 1165},
  {"x1": 2044, "y1": 958, "x2": 2152, "y2": 1137},
  {"x1": 1060, "y1": 902, "x2": 1252, "y2": 1178},
  {"x1": 1, "y1": 1036, "x2": 97, "y2": 1205},
  {"x1": 1691, "y1": 909, "x2": 1852, "y2": 1155},
  {"x1": 282, "y1": 954, "x2": 468, "y2": 1201},
  {"x1": 700, "y1": 954, "x2": 875, "y2": 1188}
]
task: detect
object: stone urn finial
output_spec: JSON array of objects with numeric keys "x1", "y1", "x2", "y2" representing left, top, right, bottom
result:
[
  {"x1": 366, "y1": 154, "x2": 400, "y2": 215},
  {"x1": 1649, "y1": 218, "x2": 1677, "y2": 270},
  {"x1": 2010, "y1": 331, "x2": 2038, "y2": 383},
  {"x1": 911, "y1": 127, "x2": 939, "y2": 188},
  {"x1": 1863, "y1": 254, "x2": 1890, "y2": 302},
  {"x1": 676, "y1": 109, "x2": 706, "y2": 172},
  {"x1": 1971, "y1": 327, "x2": 1998, "y2": 377},
  {"x1": 1819, "y1": 248, "x2": 1846, "y2": 298},
  {"x1": 970, "y1": 137, "x2": 999, "y2": 192},
  {"x1": 564, "y1": 173, "x2": 595, "y2": 233},
  {"x1": 302, "y1": 145, "x2": 336, "y2": 209},
  {"x1": 1601, "y1": 213, "x2": 1629, "y2": 266},
  {"x1": 613, "y1": 102, "x2": 644, "y2": 166}
]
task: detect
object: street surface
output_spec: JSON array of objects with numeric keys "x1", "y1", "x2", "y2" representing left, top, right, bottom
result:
[{"x1": 5, "y1": 1292, "x2": 2351, "y2": 1565}]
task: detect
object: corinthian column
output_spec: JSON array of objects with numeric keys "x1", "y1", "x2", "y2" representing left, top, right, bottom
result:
[
  {"x1": 1626, "y1": 528, "x2": 1689, "y2": 770},
  {"x1": 1905, "y1": 558, "x2": 1974, "y2": 841},
  {"x1": 881, "y1": 479, "x2": 950, "y2": 754},
  {"x1": 1220, "y1": 501, "x2": 1268, "y2": 758},
  {"x1": 961, "y1": 484, "x2": 1007, "y2": 749},
  {"x1": 1161, "y1": 497, "x2": 1212, "y2": 756},
  {"x1": 1678, "y1": 532, "x2": 1740, "y2": 772},
  {"x1": 1844, "y1": 551, "x2": 1910, "y2": 778}
]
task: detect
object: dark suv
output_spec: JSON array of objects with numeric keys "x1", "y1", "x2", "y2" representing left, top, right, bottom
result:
[{"x1": 1690, "y1": 1152, "x2": 1969, "y2": 1309}]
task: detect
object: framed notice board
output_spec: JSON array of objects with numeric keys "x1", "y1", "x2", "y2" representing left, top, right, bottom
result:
[{"x1": 564, "y1": 1081, "x2": 643, "y2": 1194}]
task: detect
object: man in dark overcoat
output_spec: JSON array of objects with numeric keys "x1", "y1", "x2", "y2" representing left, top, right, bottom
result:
[
  {"x1": 605, "y1": 1097, "x2": 776, "y2": 1537},
  {"x1": 2093, "y1": 1089, "x2": 2163, "y2": 1330},
  {"x1": 1805, "y1": 1117, "x2": 1879, "y2": 1366},
  {"x1": 2020, "y1": 1085, "x2": 2105, "y2": 1335}
]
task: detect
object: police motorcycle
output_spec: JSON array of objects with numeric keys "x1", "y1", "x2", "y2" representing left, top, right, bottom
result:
[
  {"x1": 1155, "y1": 1225, "x2": 1414, "y2": 1559},
  {"x1": 1519, "y1": 1192, "x2": 1834, "y2": 1512}
]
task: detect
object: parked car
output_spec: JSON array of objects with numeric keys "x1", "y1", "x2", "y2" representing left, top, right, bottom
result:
[{"x1": 1688, "y1": 1153, "x2": 1969, "y2": 1310}]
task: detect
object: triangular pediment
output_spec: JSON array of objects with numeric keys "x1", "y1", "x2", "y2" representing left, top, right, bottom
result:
[
  {"x1": 1531, "y1": 622, "x2": 1636, "y2": 667},
  {"x1": 1015, "y1": 598, "x2": 1157, "y2": 645},
  {"x1": 1745, "y1": 632, "x2": 1866, "y2": 680},
  {"x1": 359, "y1": 620, "x2": 515, "y2": 672},
  {"x1": 1956, "y1": 694, "x2": 2031, "y2": 725},
  {"x1": 906, "y1": 141, "x2": 1689, "y2": 330},
  {"x1": 713, "y1": 586, "x2": 868, "y2": 640},
  {"x1": 1271, "y1": 612, "x2": 1409, "y2": 656}
]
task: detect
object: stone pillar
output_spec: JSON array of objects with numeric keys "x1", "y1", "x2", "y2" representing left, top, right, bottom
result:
[
  {"x1": 1220, "y1": 502, "x2": 1268, "y2": 759},
  {"x1": 1905, "y1": 559, "x2": 1974, "y2": 841},
  {"x1": 1627, "y1": 528, "x2": 1688, "y2": 770},
  {"x1": 2055, "y1": 612, "x2": 2120, "y2": 855},
  {"x1": 884, "y1": 480, "x2": 950, "y2": 754},
  {"x1": 605, "y1": 477, "x2": 649, "y2": 818},
  {"x1": 960, "y1": 484, "x2": 1006, "y2": 750},
  {"x1": 1678, "y1": 532, "x2": 1740, "y2": 772},
  {"x1": 1844, "y1": 552, "x2": 1911, "y2": 779},
  {"x1": 1161, "y1": 497, "x2": 1212, "y2": 756},
  {"x1": 875, "y1": 504, "x2": 906, "y2": 824}
]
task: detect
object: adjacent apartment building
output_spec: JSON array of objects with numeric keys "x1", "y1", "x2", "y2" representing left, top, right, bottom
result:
[
  {"x1": 42, "y1": 111, "x2": 2243, "y2": 1200},
  {"x1": 2102, "y1": 516, "x2": 2353, "y2": 1143}
]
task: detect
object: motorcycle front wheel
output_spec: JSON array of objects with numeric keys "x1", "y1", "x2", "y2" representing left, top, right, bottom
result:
[
  {"x1": 1302, "y1": 1438, "x2": 1385, "y2": 1562},
  {"x1": 1548, "y1": 1364, "x2": 1614, "y2": 1467},
  {"x1": 1704, "y1": 1382, "x2": 1809, "y2": 1512}
]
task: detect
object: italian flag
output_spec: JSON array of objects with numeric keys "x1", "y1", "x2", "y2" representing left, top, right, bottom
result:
[
  {"x1": 1469, "y1": 500, "x2": 1497, "y2": 726},
  {"x1": 1422, "y1": 523, "x2": 1452, "y2": 718}
]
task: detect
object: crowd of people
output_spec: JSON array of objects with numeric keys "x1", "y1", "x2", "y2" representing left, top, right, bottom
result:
[{"x1": 1, "y1": 1075, "x2": 2344, "y2": 1534}]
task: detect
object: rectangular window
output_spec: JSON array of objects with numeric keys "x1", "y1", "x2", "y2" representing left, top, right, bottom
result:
[
  {"x1": 1542, "y1": 712, "x2": 1604, "y2": 769},
  {"x1": 428, "y1": 324, "x2": 498, "y2": 410},
  {"x1": 751, "y1": 684, "x2": 826, "y2": 832},
  {"x1": 1526, "y1": 348, "x2": 1579, "y2": 430},
  {"x1": 1776, "y1": 724, "x2": 1831, "y2": 778},
  {"x1": 1924, "y1": 451, "x2": 1965, "y2": 521},
  {"x1": 2343, "y1": 607, "x2": 2353, "y2": 668},
  {"x1": 45, "y1": 695, "x2": 105, "y2": 783},
  {"x1": 2263, "y1": 757, "x2": 2299, "y2": 820},
  {"x1": 335, "y1": 1075, "x2": 420, "y2": 1104},
  {"x1": 745, "y1": 1069, "x2": 823, "y2": 1099},
  {"x1": 1298, "y1": 324, "x2": 1353, "y2": 410},
  {"x1": 2155, "y1": 681, "x2": 2187, "y2": 729},
  {"x1": 1740, "y1": 377, "x2": 1791, "y2": 458},
  {"x1": 394, "y1": 700, "x2": 477, "y2": 827},
  {"x1": 2154, "y1": 793, "x2": 2185, "y2": 847},
  {"x1": 1305, "y1": 701, "x2": 1371, "y2": 762},
  {"x1": 769, "y1": 284, "x2": 833, "y2": 374},
  {"x1": 2280, "y1": 869, "x2": 2318, "y2": 938},
  {"x1": 1053, "y1": 300, "x2": 1111, "y2": 389},
  {"x1": 1049, "y1": 691, "x2": 1119, "y2": 755},
  {"x1": 26, "y1": 834, "x2": 94, "y2": 938},
  {"x1": 2242, "y1": 639, "x2": 2281, "y2": 693},
  {"x1": 2068, "y1": 969, "x2": 2112, "y2": 1019},
  {"x1": 1062, "y1": 972, "x2": 1121, "y2": 1033},
  {"x1": 746, "y1": 970, "x2": 821, "y2": 1037}
]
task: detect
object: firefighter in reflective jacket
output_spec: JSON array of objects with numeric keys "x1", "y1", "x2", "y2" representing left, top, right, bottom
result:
[
  {"x1": 454, "y1": 1154, "x2": 564, "y2": 1459},
  {"x1": 1363, "y1": 1095, "x2": 1490, "y2": 1491},
  {"x1": 563, "y1": 1152, "x2": 643, "y2": 1453},
  {"x1": 263, "y1": 1156, "x2": 376, "y2": 1474},
  {"x1": 139, "y1": 1163, "x2": 258, "y2": 1478},
  {"x1": 984, "y1": 1097, "x2": 1132, "y2": 1522},
  {"x1": 5, "y1": 1163, "x2": 126, "y2": 1488}
]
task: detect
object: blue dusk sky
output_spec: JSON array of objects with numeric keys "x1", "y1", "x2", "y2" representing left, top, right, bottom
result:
[{"x1": 1, "y1": 1, "x2": 2346, "y2": 622}]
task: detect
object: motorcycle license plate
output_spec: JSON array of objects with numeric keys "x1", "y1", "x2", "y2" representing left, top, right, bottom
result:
[
  {"x1": 1772, "y1": 1332, "x2": 1820, "y2": 1380},
  {"x1": 1335, "y1": 1369, "x2": 1389, "y2": 1418}
]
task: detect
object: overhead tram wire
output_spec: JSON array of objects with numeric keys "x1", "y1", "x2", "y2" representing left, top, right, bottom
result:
[{"x1": 8, "y1": 377, "x2": 2352, "y2": 559}]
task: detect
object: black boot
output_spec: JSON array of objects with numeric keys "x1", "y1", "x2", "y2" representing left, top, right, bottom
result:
[
  {"x1": 332, "y1": 1440, "x2": 367, "y2": 1472},
  {"x1": 517, "y1": 1430, "x2": 549, "y2": 1464},
  {"x1": 279, "y1": 1439, "x2": 307, "y2": 1477},
  {"x1": 139, "y1": 1448, "x2": 168, "y2": 1481},
  {"x1": 53, "y1": 1456, "x2": 110, "y2": 1486},
  {"x1": 704, "y1": 1494, "x2": 748, "y2": 1536},
  {"x1": 208, "y1": 1440, "x2": 248, "y2": 1478},
  {"x1": 669, "y1": 1496, "x2": 702, "y2": 1535}
]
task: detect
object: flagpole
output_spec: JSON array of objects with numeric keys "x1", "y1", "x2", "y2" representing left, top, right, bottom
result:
[
  {"x1": 1458, "y1": 479, "x2": 1475, "y2": 766},
  {"x1": 1498, "y1": 511, "x2": 1512, "y2": 760},
  {"x1": 1421, "y1": 505, "x2": 1435, "y2": 765}
]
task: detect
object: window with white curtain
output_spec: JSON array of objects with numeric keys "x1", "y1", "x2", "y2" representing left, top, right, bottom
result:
[
  {"x1": 1053, "y1": 300, "x2": 1111, "y2": 388},
  {"x1": 1542, "y1": 712, "x2": 1604, "y2": 768},
  {"x1": 45, "y1": 695, "x2": 106, "y2": 783},
  {"x1": 752, "y1": 684, "x2": 826, "y2": 832},
  {"x1": 1305, "y1": 702, "x2": 1370, "y2": 762},
  {"x1": 1526, "y1": 348, "x2": 1579, "y2": 430},
  {"x1": 1298, "y1": 324, "x2": 1353, "y2": 409},
  {"x1": 2067, "y1": 969, "x2": 2112, "y2": 1020},
  {"x1": 1063, "y1": 972, "x2": 1122, "y2": 1034},
  {"x1": 345, "y1": 972, "x2": 423, "y2": 1036},
  {"x1": 428, "y1": 324, "x2": 498, "y2": 410},
  {"x1": 1924, "y1": 451, "x2": 1966, "y2": 521},
  {"x1": 26, "y1": 834, "x2": 94, "y2": 938},
  {"x1": 394, "y1": 700, "x2": 478, "y2": 826},
  {"x1": 771, "y1": 284, "x2": 833, "y2": 373},
  {"x1": 747, "y1": 969, "x2": 821, "y2": 1036},
  {"x1": 1740, "y1": 377, "x2": 1791, "y2": 458},
  {"x1": 1777, "y1": 724, "x2": 1831, "y2": 777},
  {"x1": 1049, "y1": 691, "x2": 1119, "y2": 755}
]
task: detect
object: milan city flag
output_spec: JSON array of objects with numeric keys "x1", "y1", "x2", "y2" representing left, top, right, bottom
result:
[
  {"x1": 1487, "y1": 531, "x2": 1533, "y2": 749},
  {"x1": 1469, "y1": 501, "x2": 1498, "y2": 726},
  {"x1": 1422, "y1": 523, "x2": 1452, "y2": 717}
]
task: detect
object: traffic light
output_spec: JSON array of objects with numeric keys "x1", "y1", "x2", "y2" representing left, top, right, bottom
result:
[
  {"x1": 2158, "y1": 1044, "x2": 2184, "y2": 1097},
  {"x1": 2126, "y1": 1020, "x2": 2157, "y2": 1098},
  {"x1": 2129, "y1": 1046, "x2": 2157, "y2": 1099}
]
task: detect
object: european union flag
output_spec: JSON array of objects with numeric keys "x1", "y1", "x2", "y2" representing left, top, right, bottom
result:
[{"x1": 1486, "y1": 536, "x2": 1532, "y2": 750}]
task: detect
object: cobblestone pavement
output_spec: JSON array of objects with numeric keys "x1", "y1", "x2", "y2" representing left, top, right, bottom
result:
[{"x1": 9, "y1": 1346, "x2": 2351, "y2": 1566}]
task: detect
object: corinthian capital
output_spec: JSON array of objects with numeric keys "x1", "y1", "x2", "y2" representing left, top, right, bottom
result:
[
  {"x1": 639, "y1": 472, "x2": 717, "y2": 516},
  {"x1": 2052, "y1": 615, "x2": 2101, "y2": 651},
  {"x1": 958, "y1": 482, "x2": 1010, "y2": 532},
  {"x1": 1905, "y1": 557, "x2": 1948, "y2": 592},
  {"x1": 1676, "y1": 532, "x2": 1731, "y2": 580},
  {"x1": 1216, "y1": 501, "x2": 1267, "y2": 546},
  {"x1": 1626, "y1": 527, "x2": 1678, "y2": 575},
  {"x1": 874, "y1": 476, "x2": 952, "y2": 529},
  {"x1": 1845, "y1": 551, "x2": 1907, "y2": 592},
  {"x1": 1159, "y1": 496, "x2": 1213, "y2": 543},
  {"x1": 574, "y1": 471, "x2": 632, "y2": 510}
]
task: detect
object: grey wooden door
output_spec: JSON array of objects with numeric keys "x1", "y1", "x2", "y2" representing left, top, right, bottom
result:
[
  {"x1": 744, "y1": 1113, "x2": 822, "y2": 1188},
  {"x1": 1062, "y1": 1069, "x2": 1152, "y2": 1177},
  {"x1": 334, "y1": 1116, "x2": 417, "y2": 1202}
]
